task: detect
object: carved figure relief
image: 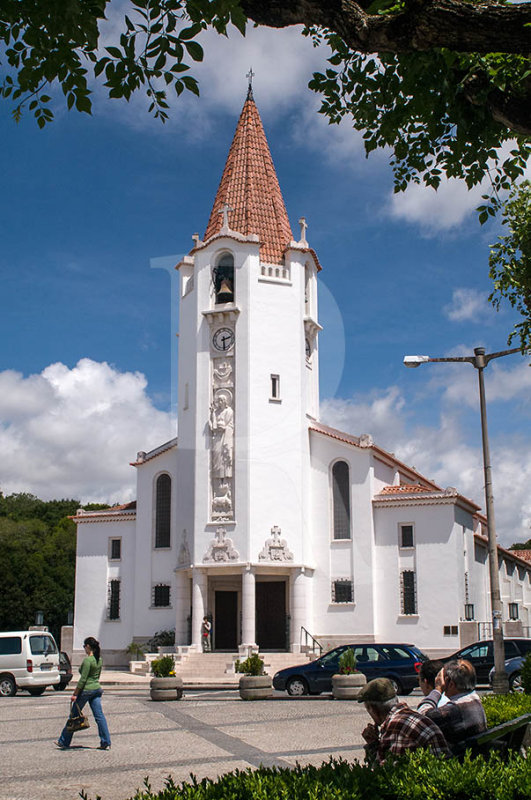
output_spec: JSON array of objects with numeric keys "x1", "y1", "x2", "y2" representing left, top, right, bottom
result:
[
  {"x1": 178, "y1": 529, "x2": 191, "y2": 566},
  {"x1": 258, "y1": 526, "x2": 294, "y2": 562},
  {"x1": 209, "y1": 389, "x2": 234, "y2": 478},
  {"x1": 203, "y1": 526, "x2": 239, "y2": 563},
  {"x1": 210, "y1": 351, "x2": 235, "y2": 520}
]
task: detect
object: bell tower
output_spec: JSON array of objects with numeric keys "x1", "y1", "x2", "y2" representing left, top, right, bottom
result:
[{"x1": 174, "y1": 84, "x2": 321, "y2": 651}]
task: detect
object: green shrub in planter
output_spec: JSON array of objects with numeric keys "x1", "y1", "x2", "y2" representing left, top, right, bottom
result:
[
  {"x1": 521, "y1": 651, "x2": 531, "y2": 694},
  {"x1": 234, "y1": 653, "x2": 264, "y2": 675},
  {"x1": 481, "y1": 692, "x2": 531, "y2": 727},
  {"x1": 151, "y1": 655, "x2": 175, "y2": 677},
  {"x1": 338, "y1": 648, "x2": 358, "y2": 674}
]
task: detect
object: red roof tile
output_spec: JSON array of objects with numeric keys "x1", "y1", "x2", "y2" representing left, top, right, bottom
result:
[
  {"x1": 204, "y1": 90, "x2": 293, "y2": 265},
  {"x1": 379, "y1": 485, "x2": 433, "y2": 495}
]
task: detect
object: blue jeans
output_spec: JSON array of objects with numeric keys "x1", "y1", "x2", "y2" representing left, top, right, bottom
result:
[{"x1": 58, "y1": 689, "x2": 111, "y2": 748}]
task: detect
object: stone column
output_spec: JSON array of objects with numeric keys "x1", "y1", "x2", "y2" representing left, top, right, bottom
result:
[
  {"x1": 191, "y1": 568, "x2": 207, "y2": 649},
  {"x1": 290, "y1": 568, "x2": 307, "y2": 653},
  {"x1": 174, "y1": 569, "x2": 190, "y2": 645},
  {"x1": 241, "y1": 566, "x2": 256, "y2": 649}
]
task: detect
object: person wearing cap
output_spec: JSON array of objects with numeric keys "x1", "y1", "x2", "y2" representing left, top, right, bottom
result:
[
  {"x1": 418, "y1": 660, "x2": 486, "y2": 755},
  {"x1": 358, "y1": 677, "x2": 451, "y2": 765}
]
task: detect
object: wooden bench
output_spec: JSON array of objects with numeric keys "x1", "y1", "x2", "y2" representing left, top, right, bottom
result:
[{"x1": 457, "y1": 713, "x2": 531, "y2": 760}]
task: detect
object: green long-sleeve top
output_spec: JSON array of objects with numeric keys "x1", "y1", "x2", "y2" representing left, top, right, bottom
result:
[{"x1": 76, "y1": 655, "x2": 103, "y2": 692}]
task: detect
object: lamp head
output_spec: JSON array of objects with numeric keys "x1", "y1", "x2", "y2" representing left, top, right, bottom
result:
[{"x1": 403, "y1": 355, "x2": 430, "y2": 368}]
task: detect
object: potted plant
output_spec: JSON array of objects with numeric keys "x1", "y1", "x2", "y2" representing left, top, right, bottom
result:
[
  {"x1": 332, "y1": 649, "x2": 367, "y2": 699},
  {"x1": 235, "y1": 653, "x2": 272, "y2": 700},
  {"x1": 149, "y1": 655, "x2": 183, "y2": 701}
]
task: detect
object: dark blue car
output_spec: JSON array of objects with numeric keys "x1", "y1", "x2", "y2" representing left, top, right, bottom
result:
[{"x1": 272, "y1": 643, "x2": 427, "y2": 696}]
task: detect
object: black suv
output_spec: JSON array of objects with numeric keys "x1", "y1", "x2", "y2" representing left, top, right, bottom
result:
[
  {"x1": 441, "y1": 639, "x2": 531, "y2": 684},
  {"x1": 273, "y1": 643, "x2": 427, "y2": 696}
]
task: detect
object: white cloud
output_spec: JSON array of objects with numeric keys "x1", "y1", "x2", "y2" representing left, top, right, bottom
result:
[
  {"x1": 388, "y1": 176, "x2": 486, "y2": 233},
  {"x1": 321, "y1": 378, "x2": 531, "y2": 547},
  {"x1": 0, "y1": 360, "x2": 173, "y2": 504},
  {"x1": 443, "y1": 288, "x2": 491, "y2": 322}
]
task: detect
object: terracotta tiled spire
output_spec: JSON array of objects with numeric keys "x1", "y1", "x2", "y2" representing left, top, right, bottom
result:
[{"x1": 204, "y1": 89, "x2": 293, "y2": 264}]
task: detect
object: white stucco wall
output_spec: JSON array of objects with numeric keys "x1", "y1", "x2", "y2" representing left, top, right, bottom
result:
[{"x1": 73, "y1": 514, "x2": 136, "y2": 663}]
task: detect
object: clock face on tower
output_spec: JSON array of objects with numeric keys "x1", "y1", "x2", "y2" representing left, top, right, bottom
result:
[{"x1": 212, "y1": 327, "x2": 235, "y2": 352}]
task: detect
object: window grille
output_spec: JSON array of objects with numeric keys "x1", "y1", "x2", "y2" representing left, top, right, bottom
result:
[
  {"x1": 108, "y1": 579, "x2": 120, "y2": 620},
  {"x1": 332, "y1": 579, "x2": 353, "y2": 603},
  {"x1": 399, "y1": 524, "x2": 414, "y2": 548},
  {"x1": 155, "y1": 474, "x2": 171, "y2": 548},
  {"x1": 110, "y1": 538, "x2": 121, "y2": 560},
  {"x1": 332, "y1": 461, "x2": 351, "y2": 539},
  {"x1": 401, "y1": 570, "x2": 417, "y2": 615},
  {"x1": 152, "y1": 584, "x2": 171, "y2": 607}
]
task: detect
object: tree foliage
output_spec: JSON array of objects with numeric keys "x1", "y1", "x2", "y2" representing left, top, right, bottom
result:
[
  {"x1": 0, "y1": 492, "x2": 108, "y2": 640},
  {"x1": 509, "y1": 537, "x2": 531, "y2": 551},
  {"x1": 488, "y1": 182, "x2": 531, "y2": 350}
]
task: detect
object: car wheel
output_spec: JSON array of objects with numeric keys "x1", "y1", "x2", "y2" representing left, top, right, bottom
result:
[
  {"x1": 53, "y1": 682, "x2": 68, "y2": 691},
  {"x1": 388, "y1": 678, "x2": 402, "y2": 695},
  {"x1": 0, "y1": 675, "x2": 17, "y2": 697},
  {"x1": 28, "y1": 687, "x2": 46, "y2": 696},
  {"x1": 510, "y1": 672, "x2": 523, "y2": 693},
  {"x1": 287, "y1": 677, "x2": 309, "y2": 696}
]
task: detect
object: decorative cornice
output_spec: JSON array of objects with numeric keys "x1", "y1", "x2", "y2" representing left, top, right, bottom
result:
[{"x1": 202, "y1": 306, "x2": 240, "y2": 328}]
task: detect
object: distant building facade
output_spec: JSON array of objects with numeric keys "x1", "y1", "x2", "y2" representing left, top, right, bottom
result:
[{"x1": 73, "y1": 90, "x2": 531, "y2": 665}]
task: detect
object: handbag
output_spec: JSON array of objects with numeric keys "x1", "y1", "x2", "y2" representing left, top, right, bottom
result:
[{"x1": 66, "y1": 701, "x2": 90, "y2": 732}]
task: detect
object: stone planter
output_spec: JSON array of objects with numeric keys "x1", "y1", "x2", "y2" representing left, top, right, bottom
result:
[
  {"x1": 150, "y1": 676, "x2": 183, "y2": 701},
  {"x1": 332, "y1": 672, "x2": 367, "y2": 700},
  {"x1": 238, "y1": 674, "x2": 272, "y2": 700}
]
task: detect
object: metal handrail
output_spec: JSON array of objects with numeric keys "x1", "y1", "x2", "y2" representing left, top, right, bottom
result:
[{"x1": 300, "y1": 626, "x2": 323, "y2": 656}]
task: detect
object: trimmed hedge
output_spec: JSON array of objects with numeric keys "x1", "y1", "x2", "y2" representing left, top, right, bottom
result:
[
  {"x1": 119, "y1": 754, "x2": 531, "y2": 800},
  {"x1": 482, "y1": 693, "x2": 531, "y2": 726}
]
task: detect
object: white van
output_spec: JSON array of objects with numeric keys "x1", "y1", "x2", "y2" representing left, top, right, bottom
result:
[{"x1": 0, "y1": 630, "x2": 61, "y2": 696}]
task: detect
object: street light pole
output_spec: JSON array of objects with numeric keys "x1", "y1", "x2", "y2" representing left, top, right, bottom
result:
[{"x1": 403, "y1": 345, "x2": 522, "y2": 694}]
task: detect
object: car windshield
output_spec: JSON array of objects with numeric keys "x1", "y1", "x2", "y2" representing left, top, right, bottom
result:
[{"x1": 29, "y1": 635, "x2": 57, "y2": 655}]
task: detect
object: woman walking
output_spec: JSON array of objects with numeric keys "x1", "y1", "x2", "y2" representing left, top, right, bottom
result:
[{"x1": 55, "y1": 636, "x2": 111, "y2": 750}]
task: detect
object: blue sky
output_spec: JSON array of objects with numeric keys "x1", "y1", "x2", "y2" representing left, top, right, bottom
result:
[{"x1": 0, "y1": 21, "x2": 529, "y2": 545}]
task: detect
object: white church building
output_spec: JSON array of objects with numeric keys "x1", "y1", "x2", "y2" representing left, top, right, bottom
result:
[{"x1": 72, "y1": 88, "x2": 531, "y2": 665}]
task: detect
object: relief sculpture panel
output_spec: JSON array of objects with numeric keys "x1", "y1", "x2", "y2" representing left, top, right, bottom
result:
[{"x1": 210, "y1": 355, "x2": 235, "y2": 520}]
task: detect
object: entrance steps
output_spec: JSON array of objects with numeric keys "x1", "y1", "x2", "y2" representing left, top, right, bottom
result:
[{"x1": 173, "y1": 651, "x2": 314, "y2": 683}]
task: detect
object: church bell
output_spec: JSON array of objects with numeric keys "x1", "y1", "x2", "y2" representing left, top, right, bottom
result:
[{"x1": 217, "y1": 278, "x2": 234, "y2": 303}]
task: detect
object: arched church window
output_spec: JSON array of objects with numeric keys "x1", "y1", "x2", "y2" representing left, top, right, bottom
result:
[
  {"x1": 213, "y1": 252, "x2": 234, "y2": 304},
  {"x1": 332, "y1": 460, "x2": 351, "y2": 539},
  {"x1": 155, "y1": 474, "x2": 171, "y2": 548}
]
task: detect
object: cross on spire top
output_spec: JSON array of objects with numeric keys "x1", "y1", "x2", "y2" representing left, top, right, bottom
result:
[{"x1": 246, "y1": 67, "x2": 255, "y2": 99}]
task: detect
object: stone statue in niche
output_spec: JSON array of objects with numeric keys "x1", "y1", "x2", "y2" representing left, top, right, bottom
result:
[
  {"x1": 209, "y1": 389, "x2": 234, "y2": 478},
  {"x1": 258, "y1": 526, "x2": 294, "y2": 562},
  {"x1": 203, "y1": 526, "x2": 239, "y2": 563}
]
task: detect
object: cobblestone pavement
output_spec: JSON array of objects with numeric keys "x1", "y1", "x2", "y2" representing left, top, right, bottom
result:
[{"x1": 0, "y1": 688, "x2": 385, "y2": 800}]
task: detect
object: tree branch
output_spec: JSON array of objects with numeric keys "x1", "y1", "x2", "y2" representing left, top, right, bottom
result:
[{"x1": 241, "y1": 1, "x2": 531, "y2": 56}]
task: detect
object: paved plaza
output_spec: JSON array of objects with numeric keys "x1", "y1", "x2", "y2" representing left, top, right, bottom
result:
[{"x1": 0, "y1": 687, "x2": 384, "y2": 800}]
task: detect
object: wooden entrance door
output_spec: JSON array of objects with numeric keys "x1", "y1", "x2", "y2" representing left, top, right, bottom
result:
[
  {"x1": 255, "y1": 581, "x2": 286, "y2": 650},
  {"x1": 214, "y1": 591, "x2": 238, "y2": 650}
]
